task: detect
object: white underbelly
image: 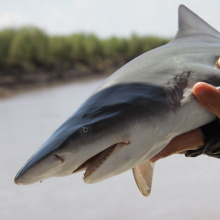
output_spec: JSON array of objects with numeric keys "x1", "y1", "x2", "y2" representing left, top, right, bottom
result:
[{"x1": 137, "y1": 90, "x2": 216, "y2": 165}]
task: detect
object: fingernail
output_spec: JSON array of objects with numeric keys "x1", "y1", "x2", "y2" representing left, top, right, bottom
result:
[{"x1": 194, "y1": 84, "x2": 205, "y2": 97}]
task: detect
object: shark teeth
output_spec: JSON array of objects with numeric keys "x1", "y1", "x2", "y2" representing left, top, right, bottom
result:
[
  {"x1": 83, "y1": 141, "x2": 130, "y2": 180},
  {"x1": 83, "y1": 144, "x2": 117, "y2": 179}
]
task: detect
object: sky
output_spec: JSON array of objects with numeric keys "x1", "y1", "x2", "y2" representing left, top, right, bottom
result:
[{"x1": 0, "y1": 0, "x2": 220, "y2": 38}]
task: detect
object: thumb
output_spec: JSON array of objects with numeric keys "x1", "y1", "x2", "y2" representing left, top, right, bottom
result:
[{"x1": 193, "y1": 82, "x2": 220, "y2": 119}]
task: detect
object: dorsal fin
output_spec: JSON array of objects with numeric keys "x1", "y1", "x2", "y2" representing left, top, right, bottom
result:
[{"x1": 172, "y1": 5, "x2": 220, "y2": 43}]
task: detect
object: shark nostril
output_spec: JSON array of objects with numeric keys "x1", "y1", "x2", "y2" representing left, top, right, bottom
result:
[{"x1": 54, "y1": 154, "x2": 64, "y2": 163}]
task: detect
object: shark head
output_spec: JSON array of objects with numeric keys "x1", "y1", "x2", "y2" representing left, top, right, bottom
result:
[
  {"x1": 15, "y1": 5, "x2": 220, "y2": 195},
  {"x1": 15, "y1": 83, "x2": 167, "y2": 185}
]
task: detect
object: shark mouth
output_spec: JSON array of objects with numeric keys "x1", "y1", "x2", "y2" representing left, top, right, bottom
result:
[{"x1": 72, "y1": 142, "x2": 130, "y2": 180}]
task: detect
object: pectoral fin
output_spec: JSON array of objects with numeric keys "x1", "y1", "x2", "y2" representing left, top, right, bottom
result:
[{"x1": 132, "y1": 161, "x2": 155, "y2": 197}]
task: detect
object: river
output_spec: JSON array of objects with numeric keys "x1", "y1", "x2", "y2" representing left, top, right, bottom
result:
[{"x1": 1, "y1": 78, "x2": 220, "y2": 220}]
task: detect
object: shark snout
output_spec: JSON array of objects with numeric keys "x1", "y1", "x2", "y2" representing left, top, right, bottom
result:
[{"x1": 14, "y1": 153, "x2": 65, "y2": 185}]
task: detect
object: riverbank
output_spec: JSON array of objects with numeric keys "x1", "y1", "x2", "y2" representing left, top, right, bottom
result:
[
  {"x1": 0, "y1": 64, "x2": 119, "y2": 99},
  {"x1": 0, "y1": 27, "x2": 171, "y2": 99}
]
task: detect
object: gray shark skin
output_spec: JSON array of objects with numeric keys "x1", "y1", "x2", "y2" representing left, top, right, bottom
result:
[{"x1": 15, "y1": 5, "x2": 220, "y2": 196}]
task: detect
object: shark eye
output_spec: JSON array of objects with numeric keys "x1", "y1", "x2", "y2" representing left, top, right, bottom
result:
[
  {"x1": 218, "y1": 58, "x2": 220, "y2": 68},
  {"x1": 81, "y1": 126, "x2": 89, "y2": 133}
]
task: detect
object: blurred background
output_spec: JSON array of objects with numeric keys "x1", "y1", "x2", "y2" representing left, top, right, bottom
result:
[{"x1": 1, "y1": 0, "x2": 220, "y2": 219}]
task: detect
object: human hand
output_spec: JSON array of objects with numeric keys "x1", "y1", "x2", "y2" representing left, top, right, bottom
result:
[{"x1": 149, "y1": 82, "x2": 220, "y2": 163}]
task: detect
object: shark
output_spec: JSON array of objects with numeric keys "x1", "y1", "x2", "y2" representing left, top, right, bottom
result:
[{"x1": 14, "y1": 5, "x2": 220, "y2": 196}]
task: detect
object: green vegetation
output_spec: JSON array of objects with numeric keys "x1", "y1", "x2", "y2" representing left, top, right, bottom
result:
[
  {"x1": 9, "y1": 27, "x2": 49, "y2": 67},
  {"x1": 0, "y1": 26, "x2": 170, "y2": 71}
]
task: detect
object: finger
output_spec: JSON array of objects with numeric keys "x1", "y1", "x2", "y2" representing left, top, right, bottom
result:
[
  {"x1": 193, "y1": 82, "x2": 220, "y2": 118},
  {"x1": 149, "y1": 128, "x2": 204, "y2": 163}
]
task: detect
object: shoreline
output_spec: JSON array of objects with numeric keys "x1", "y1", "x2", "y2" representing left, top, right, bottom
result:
[{"x1": 0, "y1": 66, "x2": 118, "y2": 99}]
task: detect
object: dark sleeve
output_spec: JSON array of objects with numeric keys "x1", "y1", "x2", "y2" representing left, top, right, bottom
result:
[{"x1": 185, "y1": 119, "x2": 220, "y2": 159}]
